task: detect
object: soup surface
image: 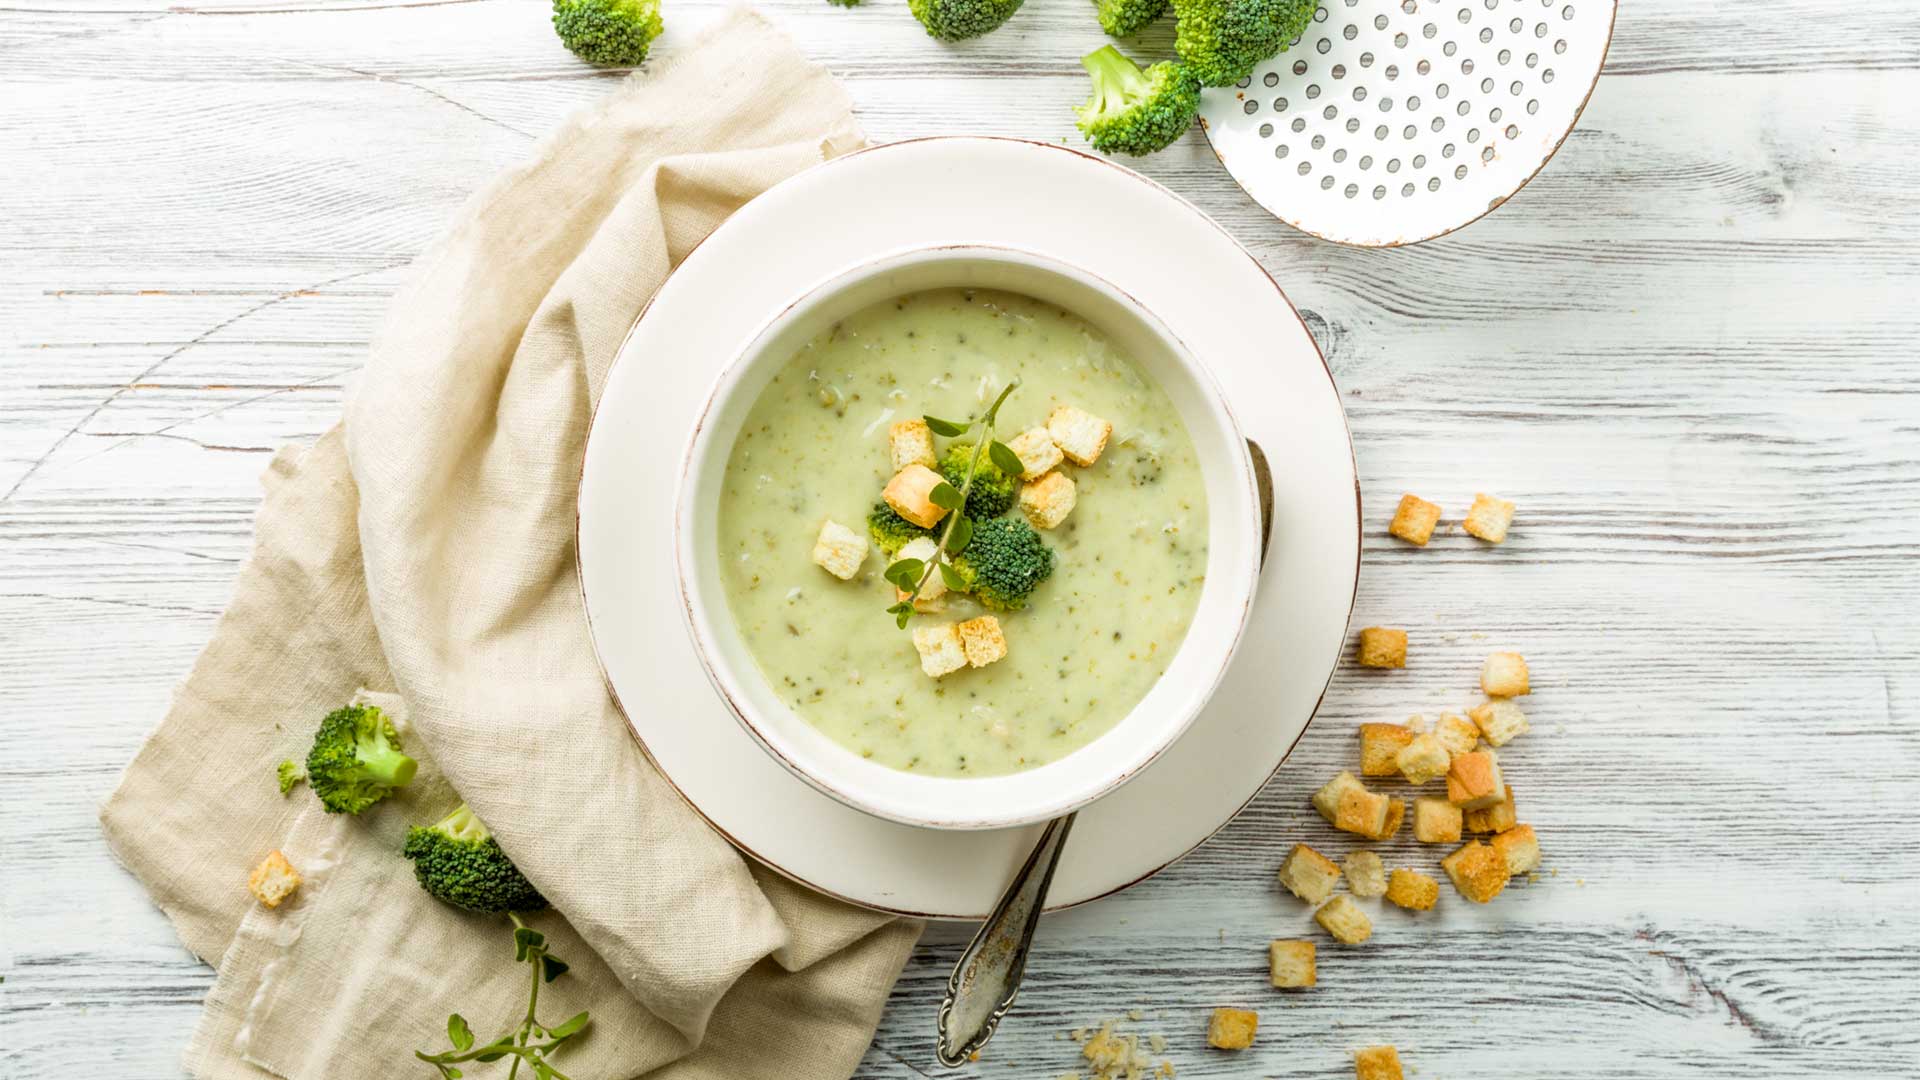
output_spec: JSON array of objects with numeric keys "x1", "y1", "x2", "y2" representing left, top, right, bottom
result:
[{"x1": 716, "y1": 288, "x2": 1209, "y2": 777}]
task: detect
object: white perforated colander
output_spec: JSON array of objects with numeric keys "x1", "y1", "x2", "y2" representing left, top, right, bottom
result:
[{"x1": 1198, "y1": 0, "x2": 1616, "y2": 246}]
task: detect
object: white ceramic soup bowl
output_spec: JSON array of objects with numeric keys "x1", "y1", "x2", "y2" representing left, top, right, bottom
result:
[{"x1": 675, "y1": 245, "x2": 1264, "y2": 831}]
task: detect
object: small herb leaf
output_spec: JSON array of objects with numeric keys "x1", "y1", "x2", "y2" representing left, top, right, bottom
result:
[
  {"x1": 929, "y1": 482, "x2": 964, "y2": 511},
  {"x1": 447, "y1": 1014, "x2": 474, "y2": 1052},
  {"x1": 925, "y1": 416, "x2": 970, "y2": 437},
  {"x1": 948, "y1": 515, "x2": 974, "y2": 553},
  {"x1": 988, "y1": 441, "x2": 1024, "y2": 476},
  {"x1": 983, "y1": 381, "x2": 1019, "y2": 423},
  {"x1": 513, "y1": 927, "x2": 541, "y2": 960},
  {"x1": 548, "y1": 1012, "x2": 591, "y2": 1041},
  {"x1": 895, "y1": 609, "x2": 912, "y2": 628},
  {"x1": 938, "y1": 562, "x2": 967, "y2": 592},
  {"x1": 884, "y1": 559, "x2": 924, "y2": 590},
  {"x1": 541, "y1": 954, "x2": 570, "y2": 983}
]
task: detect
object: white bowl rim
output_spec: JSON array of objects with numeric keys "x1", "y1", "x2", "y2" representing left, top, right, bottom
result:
[{"x1": 671, "y1": 241, "x2": 1265, "y2": 830}]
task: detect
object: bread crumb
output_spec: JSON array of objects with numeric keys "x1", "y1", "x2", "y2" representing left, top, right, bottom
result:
[
  {"x1": 1389, "y1": 494, "x2": 1442, "y2": 545},
  {"x1": 1385, "y1": 868, "x2": 1439, "y2": 911},
  {"x1": 1354, "y1": 1045, "x2": 1405, "y2": 1080},
  {"x1": 1480, "y1": 651, "x2": 1531, "y2": 697},
  {"x1": 1315, "y1": 895, "x2": 1373, "y2": 944},
  {"x1": 1357, "y1": 627, "x2": 1408, "y2": 669},
  {"x1": 1345, "y1": 851, "x2": 1387, "y2": 897},
  {"x1": 1463, "y1": 492, "x2": 1515, "y2": 543},
  {"x1": 1269, "y1": 940, "x2": 1317, "y2": 988},
  {"x1": 248, "y1": 849, "x2": 301, "y2": 908},
  {"x1": 1206, "y1": 1008, "x2": 1258, "y2": 1050}
]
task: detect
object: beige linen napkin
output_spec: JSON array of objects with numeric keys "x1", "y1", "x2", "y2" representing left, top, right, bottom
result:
[{"x1": 100, "y1": 11, "x2": 922, "y2": 1079}]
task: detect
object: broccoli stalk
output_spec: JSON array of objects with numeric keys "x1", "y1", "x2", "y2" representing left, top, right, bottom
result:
[
  {"x1": 403, "y1": 803, "x2": 549, "y2": 914},
  {"x1": 938, "y1": 442, "x2": 1017, "y2": 520},
  {"x1": 1074, "y1": 46, "x2": 1204, "y2": 158},
  {"x1": 1172, "y1": 0, "x2": 1317, "y2": 87},
  {"x1": 552, "y1": 0, "x2": 663, "y2": 67},
  {"x1": 305, "y1": 703, "x2": 417, "y2": 815},
  {"x1": 1094, "y1": 0, "x2": 1171, "y2": 38},
  {"x1": 952, "y1": 516, "x2": 1055, "y2": 611},
  {"x1": 908, "y1": 0, "x2": 1024, "y2": 41}
]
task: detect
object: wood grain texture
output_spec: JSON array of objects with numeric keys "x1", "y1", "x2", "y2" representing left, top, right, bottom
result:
[{"x1": 3, "y1": 1, "x2": 1918, "y2": 1078}]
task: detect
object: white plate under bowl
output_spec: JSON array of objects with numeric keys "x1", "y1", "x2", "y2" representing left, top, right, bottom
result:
[{"x1": 578, "y1": 137, "x2": 1359, "y2": 919}]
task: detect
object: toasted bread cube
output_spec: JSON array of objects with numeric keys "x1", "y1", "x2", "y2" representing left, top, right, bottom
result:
[
  {"x1": 1018, "y1": 470, "x2": 1077, "y2": 530},
  {"x1": 1492, "y1": 824, "x2": 1541, "y2": 876},
  {"x1": 1207, "y1": 1007, "x2": 1258, "y2": 1050},
  {"x1": 1359, "y1": 723, "x2": 1417, "y2": 777},
  {"x1": 1344, "y1": 851, "x2": 1386, "y2": 898},
  {"x1": 1385, "y1": 869, "x2": 1440, "y2": 911},
  {"x1": 1446, "y1": 750, "x2": 1505, "y2": 810},
  {"x1": 1412, "y1": 796, "x2": 1463, "y2": 844},
  {"x1": 1434, "y1": 712, "x2": 1480, "y2": 757},
  {"x1": 958, "y1": 615, "x2": 1007, "y2": 669},
  {"x1": 888, "y1": 419, "x2": 937, "y2": 471},
  {"x1": 1312, "y1": 770, "x2": 1367, "y2": 824},
  {"x1": 911, "y1": 623, "x2": 967, "y2": 678},
  {"x1": 1465, "y1": 786, "x2": 1518, "y2": 833},
  {"x1": 1006, "y1": 426, "x2": 1063, "y2": 480},
  {"x1": 1336, "y1": 787, "x2": 1392, "y2": 838},
  {"x1": 1314, "y1": 895, "x2": 1373, "y2": 945},
  {"x1": 1047, "y1": 404, "x2": 1113, "y2": 467},
  {"x1": 1268, "y1": 939, "x2": 1317, "y2": 988},
  {"x1": 1389, "y1": 494, "x2": 1443, "y2": 546},
  {"x1": 1463, "y1": 492, "x2": 1515, "y2": 543},
  {"x1": 248, "y1": 850, "x2": 302, "y2": 908},
  {"x1": 1372, "y1": 798, "x2": 1406, "y2": 841},
  {"x1": 811, "y1": 520, "x2": 869, "y2": 581},
  {"x1": 1394, "y1": 732, "x2": 1452, "y2": 784},
  {"x1": 1469, "y1": 699, "x2": 1529, "y2": 746},
  {"x1": 1357, "y1": 627, "x2": 1408, "y2": 669},
  {"x1": 883, "y1": 464, "x2": 950, "y2": 529},
  {"x1": 1481, "y1": 651, "x2": 1530, "y2": 697},
  {"x1": 1278, "y1": 843, "x2": 1342, "y2": 904},
  {"x1": 892, "y1": 537, "x2": 947, "y2": 603},
  {"x1": 1354, "y1": 1045, "x2": 1405, "y2": 1080},
  {"x1": 1442, "y1": 841, "x2": 1511, "y2": 903}
]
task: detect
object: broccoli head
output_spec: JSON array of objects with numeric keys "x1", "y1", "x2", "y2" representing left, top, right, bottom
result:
[
  {"x1": 276, "y1": 759, "x2": 305, "y2": 796},
  {"x1": 908, "y1": 0, "x2": 1023, "y2": 40},
  {"x1": 938, "y1": 443, "x2": 1017, "y2": 520},
  {"x1": 952, "y1": 517, "x2": 1055, "y2": 610},
  {"x1": 868, "y1": 500, "x2": 935, "y2": 555},
  {"x1": 1075, "y1": 46, "x2": 1203, "y2": 157},
  {"x1": 552, "y1": 0, "x2": 663, "y2": 67},
  {"x1": 305, "y1": 703, "x2": 417, "y2": 815},
  {"x1": 403, "y1": 803, "x2": 548, "y2": 914},
  {"x1": 1094, "y1": 0, "x2": 1170, "y2": 37},
  {"x1": 1172, "y1": 0, "x2": 1316, "y2": 87}
]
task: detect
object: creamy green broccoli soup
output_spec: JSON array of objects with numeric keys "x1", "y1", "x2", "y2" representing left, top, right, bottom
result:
[{"x1": 716, "y1": 288, "x2": 1208, "y2": 777}]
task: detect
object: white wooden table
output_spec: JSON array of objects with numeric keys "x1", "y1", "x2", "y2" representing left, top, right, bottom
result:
[{"x1": 5, "y1": 1, "x2": 1918, "y2": 1077}]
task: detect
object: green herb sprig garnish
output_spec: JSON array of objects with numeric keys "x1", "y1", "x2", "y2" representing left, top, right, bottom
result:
[
  {"x1": 415, "y1": 914, "x2": 590, "y2": 1079},
  {"x1": 883, "y1": 382, "x2": 1025, "y2": 629}
]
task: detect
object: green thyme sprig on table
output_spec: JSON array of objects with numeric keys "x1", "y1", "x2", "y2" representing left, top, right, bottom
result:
[
  {"x1": 882, "y1": 381, "x2": 1026, "y2": 629},
  {"x1": 415, "y1": 914, "x2": 590, "y2": 1080}
]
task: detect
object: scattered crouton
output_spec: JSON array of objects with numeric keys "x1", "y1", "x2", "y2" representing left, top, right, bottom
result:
[
  {"x1": 1019, "y1": 470, "x2": 1077, "y2": 530},
  {"x1": 1412, "y1": 796, "x2": 1463, "y2": 844},
  {"x1": 888, "y1": 419, "x2": 937, "y2": 471},
  {"x1": 1206, "y1": 1008, "x2": 1258, "y2": 1050},
  {"x1": 248, "y1": 850, "x2": 302, "y2": 908},
  {"x1": 1434, "y1": 713, "x2": 1480, "y2": 757},
  {"x1": 1446, "y1": 750, "x2": 1506, "y2": 810},
  {"x1": 1047, "y1": 404, "x2": 1113, "y2": 467},
  {"x1": 1006, "y1": 427, "x2": 1063, "y2": 480},
  {"x1": 912, "y1": 623, "x2": 968, "y2": 678},
  {"x1": 1314, "y1": 895, "x2": 1373, "y2": 945},
  {"x1": 1354, "y1": 1045, "x2": 1405, "y2": 1080},
  {"x1": 1465, "y1": 786, "x2": 1518, "y2": 833},
  {"x1": 1385, "y1": 869, "x2": 1440, "y2": 911},
  {"x1": 1389, "y1": 494, "x2": 1443, "y2": 546},
  {"x1": 1463, "y1": 492, "x2": 1515, "y2": 543},
  {"x1": 1268, "y1": 940, "x2": 1316, "y2": 989},
  {"x1": 1312, "y1": 771, "x2": 1368, "y2": 824},
  {"x1": 1345, "y1": 851, "x2": 1386, "y2": 898},
  {"x1": 1278, "y1": 843, "x2": 1343, "y2": 904},
  {"x1": 1480, "y1": 652, "x2": 1531, "y2": 697},
  {"x1": 1469, "y1": 699, "x2": 1529, "y2": 747},
  {"x1": 1441, "y1": 841, "x2": 1511, "y2": 903},
  {"x1": 1336, "y1": 787, "x2": 1392, "y2": 839},
  {"x1": 811, "y1": 520, "x2": 869, "y2": 581},
  {"x1": 958, "y1": 616, "x2": 1007, "y2": 668},
  {"x1": 892, "y1": 537, "x2": 947, "y2": 604},
  {"x1": 1357, "y1": 627, "x2": 1408, "y2": 669},
  {"x1": 1491, "y1": 824, "x2": 1541, "y2": 876},
  {"x1": 1359, "y1": 723, "x2": 1416, "y2": 777},
  {"x1": 1394, "y1": 732, "x2": 1451, "y2": 784},
  {"x1": 883, "y1": 464, "x2": 951, "y2": 529},
  {"x1": 1372, "y1": 798, "x2": 1406, "y2": 841}
]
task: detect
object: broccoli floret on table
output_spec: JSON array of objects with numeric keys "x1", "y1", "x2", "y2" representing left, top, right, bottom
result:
[
  {"x1": 403, "y1": 803, "x2": 549, "y2": 914},
  {"x1": 868, "y1": 500, "x2": 935, "y2": 555},
  {"x1": 305, "y1": 703, "x2": 417, "y2": 815},
  {"x1": 908, "y1": 0, "x2": 1024, "y2": 41},
  {"x1": 1074, "y1": 46, "x2": 1203, "y2": 158},
  {"x1": 952, "y1": 517, "x2": 1055, "y2": 611},
  {"x1": 552, "y1": 0, "x2": 663, "y2": 67},
  {"x1": 1172, "y1": 0, "x2": 1316, "y2": 87},
  {"x1": 938, "y1": 443, "x2": 1017, "y2": 520},
  {"x1": 1094, "y1": 0, "x2": 1171, "y2": 38}
]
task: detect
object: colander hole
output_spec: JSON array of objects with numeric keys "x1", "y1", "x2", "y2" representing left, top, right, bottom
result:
[
  {"x1": 1443, "y1": 40, "x2": 1458, "y2": 56},
  {"x1": 1373, "y1": 185, "x2": 1387, "y2": 199},
  {"x1": 1344, "y1": 0, "x2": 1357, "y2": 6},
  {"x1": 1457, "y1": 100, "x2": 1470, "y2": 115},
  {"x1": 1265, "y1": 72, "x2": 1280, "y2": 87},
  {"x1": 1402, "y1": 0, "x2": 1417, "y2": 12},
  {"x1": 1360, "y1": 50, "x2": 1376, "y2": 66},
  {"x1": 1428, "y1": 176, "x2": 1442, "y2": 191},
  {"x1": 1333, "y1": 148, "x2": 1348, "y2": 161},
  {"x1": 1543, "y1": 67, "x2": 1556, "y2": 82},
  {"x1": 1505, "y1": 123, "x2": 1519, "y2": 138},
  {"x1": 1321, "y1": 175, "x2": 1336, "y2": 189},
  {"x1": 1535, "y1": 20, "x2": 1548, "y2": 37},
  {"x1": 1431, "y1": 116, "x2": 1446, "y2": 131},
  {"x1": 1312, "y1": 133, "x2": 1326, "y2": 148},
  {"x1": 1387, "y1": 157, "x2": 1401, "y2": 172},
  {"x1": 1307, "y1": 83, "x2": 1322, "y2": 99},
  {"x1": 1481, "y1": 145, "x2": 1496, "y2": 161},
  {"x1": 1275, "y1": 96, "x2": 1289, "y2": 111},
  {"x1": 1404, "y1": 123, "x2": 1418, "y2": 138},
  {"x1": 1298, "y1": 161, "x2": 1313, "y2": 175},
  {"x1": 1479, "y1": 27, "x2": 1494, "y2": 43},
  {"x1": 1342, "y1": 23, "x2": 1358, "y2": 40},
  {"x1": 1346, "y1": 117, "x2": 1362, "y2": 132},
  {"x1": 1274, "y1": 143, "x2": 1289, "y2": 159},
  {"x1": 1527, "y1": 51, "x2": 1539, "y2": 67},
  {"x1": 1394, "y1": 31, "x2": 1408, "y2": 47},
  {"x1": 1408, "y1": 94, "x2": 1422, "y2": 109},
  {"x1": 1402, "y1": 182, "x2": 1416, "y2": 197},
  {"x1": 1324, "y1": 104, "x2": 1339, "y2": 119},
  {"x1": 1332, "y1": 63, "x2": 1347, "y2": 78},
  {"x1": 1423, "y1": 22, "x2": 1437, "y2": 38},
  {"x1": 1462, "y1": 58, "x2": 1475, "y2": 73},
  {"x1": 1456, "y1": 7, "x2": 1471, "y2": 23},
  {"x1": 1436, "y1": 82, "x2": 1450, "y2": 98},
  {"x1": 1292, "y1": 117, "x2": 1307, "y2": 131},
  {"x1": 1314, "y1": 3, "x2": 1327, "y2": 18},
  {"x1": 1417, "y1": 59, "x2": 1432, "y2": 74},
  {"x1": 1413, "y1": 152, "x2": 1427, "y2": 166},
  {"x1": 1244, "y1": 100, "x2": 1258, "y2": 115},
  {"x1": 1375, "y1": 124, "x2": 1390, "y2": 139},
  {"x1": 1443, "y1": 142, "x2": 1456, "y2": 157},
  {"x1": 1561, "y1": 4, "x2": 1575, "y2": 18},
  {"x1": 1354, "y1": 85, "x2": 1369, "y2": 100},
  {"x1": 1482, "y1": 0, "x2": 1495, "y2": 8},
  {"x1": 1345, "y1": 183, "x2": 1359, "y2": 198},
  {"x1": 1294, "y1": 60, "x2": 1309, "y2": 74},
  {"x1": 1498, "y1": 48, "x2": 1511, "y2": 64},
  {"x1": 1374, "y1": 14, "x2": 1389, "y2": 28},
  {"x1": 1360, "y1": 154, "x2": 1374, "y2": 168},
  {"x1": 1554, "y1": 38, "x2": 1567, "y2": 53},
  {"x1": 1509, "y1": 16, "x2": 1522, "y2": 32},
  {"x1": 1236, "y1": 76, "x2": 1252, "y2": 89},
  {"x1": 1456, "y1": 163, "x2": 1469, "y2": 178},
  {"x1": 1481, "y1": 77, "x2": 1495, "y2": 92},
  {"x1": 1489, "y1": 106, "x2": 1503, "y2": 121},
  {"x1": 1513, "y1": 79, "x2": 1526, "y2": 94},
  {"x1": 1386, "y1": 63, "x2": 1400, "y2": 79},
  {"x1": 1259, "y1": 122, "x2": 1274, "y2": 137},
  {"x1": 1468, "y1": 126, "x2": 1480, "y2": 142},
  {"x1": 1379, "y1": 97, "x2": 1394, "y2": 112},
  {"x1": 1526, "y1": 98, "x2": 1540, "y2": 114},
  {"x1": 1318, "y1": 36, "x2": 1333, "y2": 52}
]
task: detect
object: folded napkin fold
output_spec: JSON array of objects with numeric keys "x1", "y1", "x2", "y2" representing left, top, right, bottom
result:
[{"x1": 100, "y1": 11, "x2": 921, "y2": 1078}]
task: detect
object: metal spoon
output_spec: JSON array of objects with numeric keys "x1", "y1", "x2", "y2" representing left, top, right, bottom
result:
[{"x1": 934, "y1": 440, "x2": 1275, "y2": 1067}]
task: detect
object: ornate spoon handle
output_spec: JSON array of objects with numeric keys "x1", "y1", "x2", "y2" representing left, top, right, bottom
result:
[{"x1": 935, "y1": 812, "x2": 1077, "y2": 1067}]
